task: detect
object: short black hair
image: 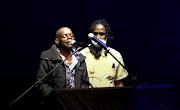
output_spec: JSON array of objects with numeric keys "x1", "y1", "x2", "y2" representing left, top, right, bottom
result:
[{"x1": 89, "y1": 19, "x2": 114, "y2": 40}]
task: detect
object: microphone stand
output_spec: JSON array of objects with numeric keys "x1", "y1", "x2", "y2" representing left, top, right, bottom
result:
[
  {"x1": 9, "y1": 47, "x2": 83, "y2": 106},
  {"x1": 106, "y1": 48, "x2": 168, "y2": 110}
]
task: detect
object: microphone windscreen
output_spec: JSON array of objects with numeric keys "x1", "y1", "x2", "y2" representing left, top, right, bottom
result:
[
  {"x1": 88, "y1": 33, "x2": 94, "y2": 38},
  {"x1": 70, "y1": 40, "x2": 76, "y2": 45}
]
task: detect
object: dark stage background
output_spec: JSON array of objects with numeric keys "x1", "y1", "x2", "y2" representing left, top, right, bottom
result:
[{"x1": 1, "y1": 0, "x2": 180, "y2": 110}]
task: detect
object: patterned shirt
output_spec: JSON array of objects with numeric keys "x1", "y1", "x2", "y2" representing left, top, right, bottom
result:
[{"x1": 57, "y1": 48, "x2": 81, "y2": 88}]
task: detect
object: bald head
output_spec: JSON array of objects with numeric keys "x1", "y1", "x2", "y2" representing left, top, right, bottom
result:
[{"x1": 56, "y1": 27, "x2": 73, "y2": 39}]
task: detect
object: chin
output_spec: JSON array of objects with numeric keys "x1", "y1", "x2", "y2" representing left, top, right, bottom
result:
[
  {"x1": 66, "y1": 46, "x2": 72, "y2": 51},
  {"x1": 59, "y1": 45, "x2": 72, "y2": 51},
  {"x1": 67, "y1": 45, "x2": 72, "y2": 48}
]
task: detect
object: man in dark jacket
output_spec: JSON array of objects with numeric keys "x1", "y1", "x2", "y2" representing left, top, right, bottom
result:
[{"x1": 36, "y1": 27, "x2": 89, "y2": 97}]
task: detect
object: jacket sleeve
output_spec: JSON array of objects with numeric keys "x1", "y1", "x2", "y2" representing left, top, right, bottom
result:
[
  {"x1": 81, "y1": 61, "x2": 89, "y2": 88},
  {"x1": 36, "y1": 59, "x2": 53, "y2": 96}
]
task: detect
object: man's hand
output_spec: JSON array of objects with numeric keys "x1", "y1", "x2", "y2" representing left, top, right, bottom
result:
[{"x1": 115, "y1": 80, "x2": 123, "y2": 87}]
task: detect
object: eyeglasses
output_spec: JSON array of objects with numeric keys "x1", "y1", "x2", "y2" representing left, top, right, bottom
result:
[{"x1": 93, "y1": 32, "x2": 105, "y2": 36}]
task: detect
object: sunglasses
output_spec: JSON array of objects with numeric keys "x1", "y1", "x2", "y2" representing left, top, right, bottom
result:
[{"x1": 93, "y1": 32, "x2": 106, "y2": 36}]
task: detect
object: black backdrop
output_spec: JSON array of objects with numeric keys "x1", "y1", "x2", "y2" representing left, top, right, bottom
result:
[{"x1": 1, "y1": 0, "x2": 180, "y2": 110}]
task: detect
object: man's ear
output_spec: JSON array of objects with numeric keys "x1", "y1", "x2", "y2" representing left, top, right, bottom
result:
[{"x1": 55, "y1": 38, "x2": 59, "y2": 45}]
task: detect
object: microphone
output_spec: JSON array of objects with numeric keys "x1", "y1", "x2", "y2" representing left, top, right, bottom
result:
[
  {"x1": 88, "y1": 33, "x2": 108, "y2": 50},
  {"x1": 70, "y1": 40, "x2": 89, "y2": 47}
]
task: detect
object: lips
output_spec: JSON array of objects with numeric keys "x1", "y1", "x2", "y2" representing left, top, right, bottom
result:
[{"x1": 66, "y1": 41, "x2": 72, "y2": 45}]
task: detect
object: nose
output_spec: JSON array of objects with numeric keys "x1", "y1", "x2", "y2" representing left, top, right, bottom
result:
[{"x1": 96, "y1": 34, "x2": 100, "y2": 39}]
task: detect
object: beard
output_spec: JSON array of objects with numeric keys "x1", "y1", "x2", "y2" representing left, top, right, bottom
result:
[{"x1": 57, "y1": 43, "x2": 72, "y2": 52}]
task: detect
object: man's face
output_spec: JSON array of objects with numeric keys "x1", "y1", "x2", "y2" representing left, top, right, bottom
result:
[
  {"x1": 56, "y1": 27, "x2": 75, "y2": 48},
  {"x1": 93, "y1": 24, "x2": 106, "y2": 40}
]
